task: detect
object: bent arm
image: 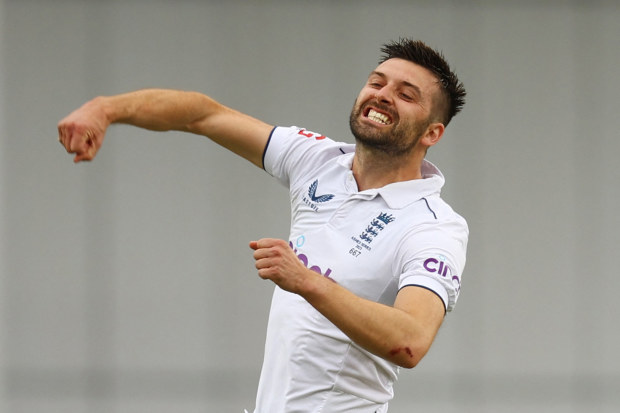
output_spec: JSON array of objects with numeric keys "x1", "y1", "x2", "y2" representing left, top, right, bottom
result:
[
  {"x1": 58, "y1": 89, "x2": 273, "y2": 166},
  {"x1": 302, "y1": 274, "x2": 445, "y2": 368},
  {"x1": 251, "y1": 238, "x2": 446, "y2": 368}
]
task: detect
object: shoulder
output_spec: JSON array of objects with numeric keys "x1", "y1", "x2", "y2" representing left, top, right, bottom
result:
[
  {"x1": 264, "y1": 126, "x2": 355, "y2": 183},
  {"x1": 267, "y1": 126, "x2": 353, "y2": 156}
]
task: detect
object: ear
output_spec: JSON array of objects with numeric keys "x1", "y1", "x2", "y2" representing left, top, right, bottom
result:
[{"x1": 420, "y1": 122, "x2": 445, "y2": 148}]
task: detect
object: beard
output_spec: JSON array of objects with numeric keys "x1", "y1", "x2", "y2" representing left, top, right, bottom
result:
[{"x1": 349, "y1": 100, "x2": 429, "y2": 157}]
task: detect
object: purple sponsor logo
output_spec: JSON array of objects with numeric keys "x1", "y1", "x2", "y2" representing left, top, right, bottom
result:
[
  {"x1": 289, "y1": 240, "x2": 335, "y2": 282},
  {"x1": 423, "y1": 256, "x2": 461, "y2": 292}
]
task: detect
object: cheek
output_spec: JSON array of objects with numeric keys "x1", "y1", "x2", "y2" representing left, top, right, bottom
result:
[
  {"x1": 351, "y1": 98, "x2": 366, "y2": 117},
  {"x1": 398, "y1": 106, "x2": 428, "y2": 124},
  {"x1": 357, "y1": 88, "x2": 376, "y2": 104}
]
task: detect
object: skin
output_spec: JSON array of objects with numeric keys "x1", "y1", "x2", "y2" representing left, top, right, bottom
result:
[
  {"x1": 58, "y1": 58, "x2": 448, "y2": 368},
  {"x1": 349, "y1": 58, "x2": 445, "y2": 190}
]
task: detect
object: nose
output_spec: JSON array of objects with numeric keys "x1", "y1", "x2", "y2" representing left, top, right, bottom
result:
[{"x1": 374, "y1": 87, "x2": 394, "y2": 104}]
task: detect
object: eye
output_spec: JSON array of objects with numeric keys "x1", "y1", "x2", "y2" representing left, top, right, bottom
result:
[{"x1": 399, "y1": 93, "x2": 414, "y2": 101}]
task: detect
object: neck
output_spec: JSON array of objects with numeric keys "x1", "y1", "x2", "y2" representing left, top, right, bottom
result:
[{"x1": 351, "y1": 144, "x2": 425, "y2": 191}]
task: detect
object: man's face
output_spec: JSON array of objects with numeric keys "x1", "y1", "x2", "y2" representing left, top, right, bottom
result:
[{"x1": 349, "y1": 58, "x2": 439, "y2": 156}]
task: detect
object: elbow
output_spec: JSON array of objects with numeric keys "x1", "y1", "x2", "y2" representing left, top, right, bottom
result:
[
  {"x1": 388, "y1": 345, "x2": 427, "y2": 369},
  {"x1": 400, "y1": 357, "x2": 421, "y2": 369}
]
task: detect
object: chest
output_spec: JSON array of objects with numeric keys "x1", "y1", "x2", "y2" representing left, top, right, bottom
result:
[{"x1": 287, "y1": 178, "x2": 416, "y2": 303}]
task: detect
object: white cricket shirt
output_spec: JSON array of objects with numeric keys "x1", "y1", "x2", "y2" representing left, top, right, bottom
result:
[{"x1": 253, "y1": 126, "x2": 468, "y2": 413}]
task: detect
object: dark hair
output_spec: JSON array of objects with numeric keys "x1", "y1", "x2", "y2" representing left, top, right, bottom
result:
[{"x1": 379, "y1": 38, "x2": 466, "y2": 126}]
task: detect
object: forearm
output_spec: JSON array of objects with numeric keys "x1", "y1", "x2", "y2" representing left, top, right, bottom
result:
[
  {"x1": 95, "y1": 89, "x2": 218, "y2": 132},
  {"x1": 59, "y1": 88, "x2": 272, "y2": 165},
  {"x1": 300, "y1": 274, "x2": 436, "y2": 368},
  {"x1": 251, "y1": 238, "x2": 445, "y2": 368}
]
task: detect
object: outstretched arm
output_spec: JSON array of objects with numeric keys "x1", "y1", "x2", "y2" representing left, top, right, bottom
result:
[{"x1": 57, "y1": 89, "x2": 274, "y2": 166}]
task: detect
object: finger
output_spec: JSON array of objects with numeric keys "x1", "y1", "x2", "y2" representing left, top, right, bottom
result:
[
  {"x1": 60, "y1": 124, "x2": 77, "y2": 153},
  {"x1": 256, "y1": 267, "x2": 276, "y2": 280},
  {"x1": 58, "y1": 124, "x2": 75, "y2": 153},
  {"x1": 71, "y1": 130, "x2": 90, "y2": 153},
  {"x1": 73, "y1": 151, "x2": 93, "y2": 163},
  {"x1": 63, "y1": 127, "x2": 85, "y2": 153},
  {"x1": 66, "y1": 134, "x2": 81, "y2": 154},
  {"x1": 57, "y1": 125, "x2": 65, "y2": 147},
  {"x1": 255, "y1": 238, "x2": 273, "y2": 249},
  {"x1": 254, "y1": 256, "x2": 271, "y2": 270},
  {"x1": 75, "y1": 132, "x2": 100, "y2": 160},
  {"x1": 250, "y1": 238, "x2": 278, "y2": 252},
  {"x1": 252, "y1": 246, "x2": 278, "y2": 261}
]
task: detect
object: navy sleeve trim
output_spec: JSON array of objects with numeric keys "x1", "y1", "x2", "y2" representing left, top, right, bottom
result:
[
  {"x1": 398, "y1": 284, "x2": 447, "y2": 315},
  {"x1": 421, "y1": 197, "x2": 438, "y2": 220},
  {"x1": 261, "y1": 126, "x2": 278, "y2": 170}
]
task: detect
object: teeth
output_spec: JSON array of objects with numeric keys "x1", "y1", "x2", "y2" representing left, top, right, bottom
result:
[{"x1": 367, "y1": 109, "x2": 391, "y2": 125}]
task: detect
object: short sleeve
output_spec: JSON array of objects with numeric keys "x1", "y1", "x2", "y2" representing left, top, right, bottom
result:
[
  {"x1": 397, "y1": 217, "x2": 468, "y2": 312},
  {"x1": 263, "y1": 126, "x2": 354, "y2": 189}
]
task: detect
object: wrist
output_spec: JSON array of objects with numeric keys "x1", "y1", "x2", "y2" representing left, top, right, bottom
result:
[
  {"x1": 298, "y1": 267, "x2": 335, "y2": 303},
  {"x1": 82, "y1": 96, "x2": 113, "y2": 127}
]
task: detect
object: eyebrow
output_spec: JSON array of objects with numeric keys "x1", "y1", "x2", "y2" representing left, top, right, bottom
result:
[{"x1": 369, "y1": 70, "x2": 423, "y2": 98}]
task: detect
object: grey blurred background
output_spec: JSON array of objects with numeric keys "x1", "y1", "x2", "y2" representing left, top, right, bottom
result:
[{"x1": 1, "y1": 0, "x2": 619, "y2": 412}]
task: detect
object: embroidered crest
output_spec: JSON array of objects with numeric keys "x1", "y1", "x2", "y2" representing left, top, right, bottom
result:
[{"x1": 348, "y1": 212, "x2": 396, "y2": 258}]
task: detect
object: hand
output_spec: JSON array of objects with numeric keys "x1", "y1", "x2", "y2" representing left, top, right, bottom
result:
[
  {"x1": 57, "y1": 98, "x2": 109, "y2": 162},
  {"x1": 249, "y1": 238, "x2": 315, "y2": 294}
]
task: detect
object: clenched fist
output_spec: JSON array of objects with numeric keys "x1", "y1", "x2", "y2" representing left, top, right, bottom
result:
[
  {"x1": 57, "y1": 98, "x2": 109, "y2": 162},
  {"x1": 249, "y1": 238, "x2": 319, "y2": 294}
]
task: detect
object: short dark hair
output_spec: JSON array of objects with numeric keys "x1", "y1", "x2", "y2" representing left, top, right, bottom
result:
[{"x1": 379, "y1": 38, "x2": 466, "y2": 126}]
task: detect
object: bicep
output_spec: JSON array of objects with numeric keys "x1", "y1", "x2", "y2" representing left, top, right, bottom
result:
[
  {"x1": 187, "y1": 101, "x2": 274, "y2": 168},
  {"x1": 394, "y1": 285, "x2": 446, "y2": 349}
]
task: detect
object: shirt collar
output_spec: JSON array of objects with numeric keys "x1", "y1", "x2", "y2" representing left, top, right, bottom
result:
[{"x1": 337, "y1": 153, "x2": 445, "y2": 209}]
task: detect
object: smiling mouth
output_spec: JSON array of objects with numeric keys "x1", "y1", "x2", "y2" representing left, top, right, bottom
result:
[{"x1": 364, "y1": 108, "x2": 392, "y2": 125}]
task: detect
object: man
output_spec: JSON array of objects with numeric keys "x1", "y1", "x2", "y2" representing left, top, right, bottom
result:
[{"x1": 58, "y1": 39, "x2": 468, "y2": 412}]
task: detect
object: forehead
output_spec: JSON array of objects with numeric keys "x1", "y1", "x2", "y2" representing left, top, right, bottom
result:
[{"x1": 371, "y1": 58, "x2": 439, "y2": 93}]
